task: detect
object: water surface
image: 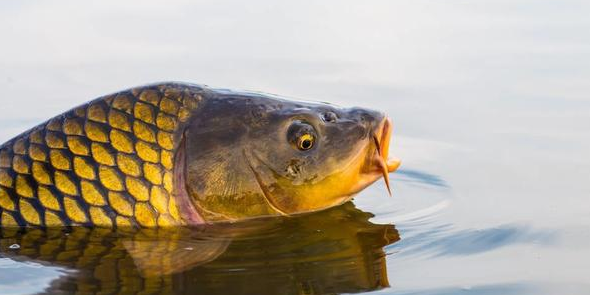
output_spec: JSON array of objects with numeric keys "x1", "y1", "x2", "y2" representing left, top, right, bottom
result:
[{"x1": 1, "y1": 1, "x2": 589, "y2": 294}]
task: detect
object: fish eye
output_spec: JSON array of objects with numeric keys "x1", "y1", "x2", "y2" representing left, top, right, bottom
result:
[
  {"x1": 287, "y1": 121, "x2": 317, "y2": 151},
  {"x1": 297, "y1": 134, "x2": 315, "y2": 150}
]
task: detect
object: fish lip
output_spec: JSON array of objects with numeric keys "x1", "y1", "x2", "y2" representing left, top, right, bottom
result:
[
  {"x1": 372, "y1": 118, "x2": 400, "y2": 170},
  {"x1": 374, "y1": 118, "x2": 391, "y2": 160},
  {"x1": 369, "y1": 117, "x2": 401, "y2": 195}
]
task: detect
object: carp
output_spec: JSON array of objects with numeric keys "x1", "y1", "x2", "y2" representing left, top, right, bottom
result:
[{"x1": 0, "y1": 83, "x2": 400, "y2": 227}]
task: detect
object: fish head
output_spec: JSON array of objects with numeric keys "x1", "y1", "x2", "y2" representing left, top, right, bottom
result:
[{"x1": 182, "y1": 91, "x2": 400, "y2": 221}]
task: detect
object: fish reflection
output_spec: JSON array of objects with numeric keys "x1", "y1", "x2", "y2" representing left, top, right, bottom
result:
[{"x1": 0, "y1": 202, "x2": 399, "y2": 295}]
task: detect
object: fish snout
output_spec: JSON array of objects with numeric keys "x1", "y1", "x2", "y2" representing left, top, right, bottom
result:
[
  {"x1": 344, "y1": 108, "x2": 400, "y2": 170},
  {"x1": 346, "y1": 107, "x2": 386, "y2": 129}
]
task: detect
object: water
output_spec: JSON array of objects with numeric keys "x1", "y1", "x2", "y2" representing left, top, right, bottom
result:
[
  {"x1": 1, "y1": 1, "x2": 589, "y2": 294},
  {"x1": 0, "y1": 204, "x2": 397, "y2": 294}
]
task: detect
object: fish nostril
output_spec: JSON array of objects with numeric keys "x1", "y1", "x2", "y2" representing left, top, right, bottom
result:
[
  {"x1": 321, "y1": 112, "x2": 338, "y2": 123},
  {"x1": 360, "y1": 114, "x2": 368, "y2": 123}
]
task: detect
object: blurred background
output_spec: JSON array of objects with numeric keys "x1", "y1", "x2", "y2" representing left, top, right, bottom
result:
[{"x1": 1, "y1": 1, "x2": 589, "y2": 294}]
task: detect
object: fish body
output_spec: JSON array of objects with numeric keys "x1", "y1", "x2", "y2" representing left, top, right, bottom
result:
[
  {"x1": 0, "y1": 82, "x2": 400, "y2": 227},
  {"x1": 0, "y1": 83, "x2": 205, "y2": 227}
]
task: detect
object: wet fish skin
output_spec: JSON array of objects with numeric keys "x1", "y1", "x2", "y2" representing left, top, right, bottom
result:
[
  {"x1": 0, "y1": 83, "x2": 205, "y2": 228},
  {"x1": 0, "y1": 82, "x2": 399, "y2": 227}
]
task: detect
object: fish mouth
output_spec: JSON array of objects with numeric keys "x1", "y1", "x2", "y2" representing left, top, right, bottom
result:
[{"x1": 371, "y1": 118, "x2": 401, "y2": 196}]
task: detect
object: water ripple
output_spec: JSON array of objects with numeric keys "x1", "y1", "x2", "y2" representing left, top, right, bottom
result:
[
  {"x1": 394, "y1": 169, "x2": 449, "y2": 188},
  {"x1": 392, "y1": 224, "x2": 558, "y2": 258},
  {"x1": 389, "y1": 283, "x2": 537, "y2": 295}
]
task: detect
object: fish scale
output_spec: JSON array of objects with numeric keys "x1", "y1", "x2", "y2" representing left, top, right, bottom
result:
[{"x1": 0, "y1": 83, "x2": 204, "y2": 228}]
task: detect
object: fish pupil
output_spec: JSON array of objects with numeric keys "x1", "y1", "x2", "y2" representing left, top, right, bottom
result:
[{"x1": 301, "y1": 138, "x2": 313, "y2": 150}]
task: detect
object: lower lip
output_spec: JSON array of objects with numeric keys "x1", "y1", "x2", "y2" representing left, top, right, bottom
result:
[{"x1": 379, "y1": 118, "x2": 392, "y2": 160}]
